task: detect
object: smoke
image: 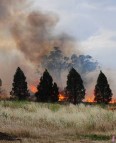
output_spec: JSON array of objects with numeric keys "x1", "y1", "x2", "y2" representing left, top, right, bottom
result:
[
  {"x1": 0, "y1": 0, "x2": 28, "y2": 28},
  {"x1": 0, "y1": 0, "x2": 78, "y2": 94},
  {"x1": 0, "y1": 0, "x2": 79, "y2": 65},
  {"x1": 0, "y1": 0, "x2": 100, "y2": 95},
  {"x1": 12, "y1": 11, "x2": 58, "y2": 64},
  {"x1": 0, "y1": 0, "x2": 16, "y2": 25},
  {"x1": 42, "y1": 47, "x2": 99, "y2": 88},
  {"x1": 11, "y1": 10, "x2": 77, "y2": 65}
]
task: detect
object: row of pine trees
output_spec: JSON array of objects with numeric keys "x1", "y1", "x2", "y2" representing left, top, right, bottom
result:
[{"x1": 9, "y1": 67, "x2": 112, "y2": 104}]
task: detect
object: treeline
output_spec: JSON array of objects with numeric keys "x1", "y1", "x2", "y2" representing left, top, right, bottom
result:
[{"x1": 0, "y1": 67, "x2": 113, "y2": 104}]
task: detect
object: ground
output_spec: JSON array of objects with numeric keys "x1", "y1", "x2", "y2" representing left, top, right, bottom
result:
[{"x1": 0, "y1": 101, "x2": 115, "y2": 143}]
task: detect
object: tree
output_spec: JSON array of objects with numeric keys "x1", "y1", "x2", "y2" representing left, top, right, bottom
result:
[
  {"x1": 35, "y1": 69, "x2": 59, "y2": 102},
  {"x1": 94, "y1": 71, "x2": 112, "y2": 104},
  {"x1": 10, "y1": 67, "x2": 30, "y2": 100},
  {"x1": 51, "y1": 82, "x2": 59, "y2": 102},
  {"x1": 65, "y1": 68, "x2": 85, "y2": 104},
  {"x1": 71, "y1": 54, "x2": 98, "y2": 74},
  {"x1": 41, "y1": 47, "x2": 69, "y2": 86},
  {"x1": 0, "y1": 79, "x2": 2, "y2": 94},
  {"x1": 41, "y1": 47, "x2": 99, "y2": 87}
]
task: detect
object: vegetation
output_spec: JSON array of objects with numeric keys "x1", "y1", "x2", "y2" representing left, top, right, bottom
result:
[
  {"x1": 42, "y1": 47, "x2": 98, "y2": 80},
  {"x1": 10, "y1": 67, "x2": 30, "y2": 100},
  {"x1": 94, "y1": 71, "x2": 113, "y2": 104},
  {"x1": 81, "y1": 134, "x2": 111, "y2": 141},
  {"x1": 0, "y1": 78, "x2": 2, "y2": 94},
  {"x1": 0, "y1": 101, "x2": 116, "y2": 143},
  {"x1": 52, "y1": 82, "x2": 59, "y2": 102},
  {"x1": 35, "y1": 69, "x2": 59, "y2": 103},
  {"x1": 66, "y1": 68, "x2": 85, "y2": 104},
  {"x1": 0, "y1": 67, "x2": 114, "y2": 105}
]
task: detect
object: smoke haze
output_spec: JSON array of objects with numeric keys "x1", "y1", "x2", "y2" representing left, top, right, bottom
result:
[{"x1": 0, "y1": 0, "x2": 100, "y2": 96}]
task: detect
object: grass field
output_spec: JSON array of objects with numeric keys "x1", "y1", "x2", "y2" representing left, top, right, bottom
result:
[{"x1": 0, "y1": 101, "x2": 116, "y2": 143}]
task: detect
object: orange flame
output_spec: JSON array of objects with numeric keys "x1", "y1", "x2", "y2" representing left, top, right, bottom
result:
[
  {"x1": 110, "y1": 98, "x2": 116, "y2": 104},
  {"x1": 85, "y1": 95, "x2": 95, "y2": 103},
  {"x1": 59, "y1": 93, "x2": 68, "y2": 101},
  {"x1": 85, "y1": 95, "x2": 116, "y2": 104},
  {"x1": 28, "y1": 85, "x2": 116, "y2": 104},
  {"x1": 29, "y1": 85, "x2": 37, "y2": 93}
]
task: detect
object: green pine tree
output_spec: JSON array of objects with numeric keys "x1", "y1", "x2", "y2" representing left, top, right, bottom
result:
[
  {"x1": 65, "y1": 68, "x2": 85, "y2": 104},
  {"x1": 10, "y1": 67, "x2": 30, "y2": 100},
  {"x1": 51, "y1": 82, "x2": 59, "y2": 102},
  {"x1": 36, "y1": 69, "x2": 59, "y2": 102},
  {"x1": 0, "y1": 79, "x2": 2, "y2": 94},
  {"x1": 94, "y1": 71, "x2": 112, "y2": 104}
]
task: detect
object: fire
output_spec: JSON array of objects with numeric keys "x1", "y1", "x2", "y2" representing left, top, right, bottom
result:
[
  {"x1": 85, "y1": 95, "x2": 95, "y2": 103},
  {"x1": 59, "y1": 93, "x2": 68, "y2": 102},
  {"x1": 58, "y1": 94, "x2": 95, "y2": 102},
  {"x1": 29, "y1": 85, "x2": 37, "y2": 93},
  {"x1": 85, "y1": 95, "x2": 116, "y2": 104},
  {"x1": 110, "y1": 98, "x2": 116, "y2": 104},
  {"x1": 28, "y1": 86, "x2": 116, "y2": 104}
]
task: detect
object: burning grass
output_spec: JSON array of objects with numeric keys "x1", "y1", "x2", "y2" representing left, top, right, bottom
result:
[{"x1": 0, "y1": 101, "x2": 116, "y2": 143}]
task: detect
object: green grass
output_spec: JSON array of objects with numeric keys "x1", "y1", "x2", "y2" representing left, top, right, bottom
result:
[
  {"x1": 0, "y1": 100, "x2": 62, "y2": 112},
  {"x1": 0, "y1": 100, "x2": 29, "y2": 108},
  {"x1": 82, "y1": 134, "x2": 111, "y2": 141},
  {"x1": 44, "y1": 103, "x2": 63, "y2": 112}
]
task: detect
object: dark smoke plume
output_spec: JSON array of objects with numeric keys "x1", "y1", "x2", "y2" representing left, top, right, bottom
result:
[
  {"x1": 0, "y1": 0, "x2": 79, "y2": 93},
  {"x1": 11, "y1": 10, "x2": 76, "y2": 64}
]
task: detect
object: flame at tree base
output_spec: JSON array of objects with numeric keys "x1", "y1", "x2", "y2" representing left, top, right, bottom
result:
[
  {"x1": 29, "y1": 85, "x2": 38, "y2": 93},
  {"x1": 85, "y1": 95, "x2": 116, "y2": 104},
  {"x1": 59, "y1": 94, "x2": 116, "y2": 103},
  {"x1": 59, "y1": 94, "x2": 68, "y2": 102},
  {"x1": 29, "y1": 85, "x2": 116, "y2": 104},
  {"x1": 84, "y1": 95, "x2": 95, "y2": 103},
  {"x1": 110, "y1": 98, "x2": 116, "y2": 104}
]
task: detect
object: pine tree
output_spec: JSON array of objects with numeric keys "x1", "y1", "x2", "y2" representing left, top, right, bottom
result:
[
  {"x1": 94, "y1": 71, "x2": 112, "y2": 104},
  {"x1": 51, "y1": 82, "x2": 59, "y2": 102},
  {"x1": 0, "y1": 79, "x2": 2, "y2": 94},
  {"x1": 65, "y1": 68, "x2": 85, "y2": 104},
  {"x1": 36, "y1": 69, "x2": 53, "y2": 102},
  {"x1": 35, "y1": 70, "x2": 59, "y2": 102},
  {"x1": 10, "y1": 67, "x2": 30, "y2": 100}
]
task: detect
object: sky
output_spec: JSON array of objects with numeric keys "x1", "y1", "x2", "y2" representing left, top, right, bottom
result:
[{"x1": 34, "y1": 0, "x2": 116, "y2": 69}]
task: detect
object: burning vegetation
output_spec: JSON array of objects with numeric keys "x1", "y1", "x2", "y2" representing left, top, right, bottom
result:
[
  {"x1": 0, "y1": 67, "x2": 115, "y2": 104},
  {"x1": 85, "y1": 95, "x2": 95, "y2": 103},
  {"x1": 29, "y1": 84, "x2": 116, "y2": 103},
  {"x1": 58, "y1": 93, "x2": 68, "y2": 102},
  {"x1": 29, "y1": 85, "x2": 37, "y2": 94},
  {"x1": 16, "y1": 67, "x2": 115, "y2": 104},
  {"x1": 0, "y1": 0, "x2": 115, "y2": 105},
  {"x1": 0, "y1": 0, "x2": 100, "y2": 95}
]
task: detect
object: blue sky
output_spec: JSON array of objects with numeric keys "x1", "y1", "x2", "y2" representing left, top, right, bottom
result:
[{"x1": 34, "y1": 0, "x2": 116, "y2": 69}]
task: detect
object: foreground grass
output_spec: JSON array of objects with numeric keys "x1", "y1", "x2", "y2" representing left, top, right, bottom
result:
[{"x1": 0, "y1": 101, "x2": 116, "y2": 143}]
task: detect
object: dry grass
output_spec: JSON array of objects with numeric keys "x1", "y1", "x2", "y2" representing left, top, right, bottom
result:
[{"x1": 0, "y1": 101, "x2": 116, "y2": 143}]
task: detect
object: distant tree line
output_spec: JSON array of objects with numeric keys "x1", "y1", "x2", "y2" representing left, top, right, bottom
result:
[
  {"x1": 7, "y1": 66, "x2": 113, "y2": 104},
  {"x1": 42, "y1": 47, "x2": 98, "y2": 77},
  {"x1": 41, "y1": 47, "x2": 99, "y2": 86}
]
